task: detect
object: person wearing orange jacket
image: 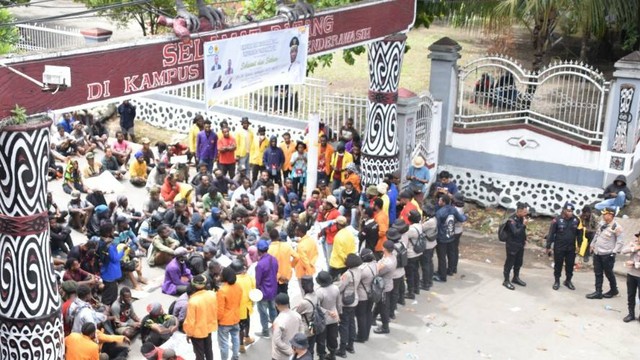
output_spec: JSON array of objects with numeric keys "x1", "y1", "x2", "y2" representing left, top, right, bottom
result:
[
  {"x1": 65, "y1": 322, "x2": 130, "y2": 360},
  {"x1": 268, "y1": 228, "x2": 299, "y2": 295},
  {"x1": 318, "y1": 195, "x2": 341, "y2": 265},
  {"x1": 294, "y1": 224, "x2": 318, "y2": 289},
  {"x1": 280, "y1": 132, "x2": 297, "y2": 180},
  {"x1": 373, "y1": 198, "x2": 389, "y2": 258},
  {"x1": 217, "y1": 267, "x2": 243, "y2": 360},
  {"x1": 184, "y1": 275, "x2": 218, "y2": 360},
  {"x1": 160, "y1": 173, "x2": 180, "y2": 205}
]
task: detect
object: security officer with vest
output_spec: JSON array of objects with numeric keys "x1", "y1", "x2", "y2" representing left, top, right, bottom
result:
[{"x1": 546, "y1": 202, "x2": 583, "y2": 290}]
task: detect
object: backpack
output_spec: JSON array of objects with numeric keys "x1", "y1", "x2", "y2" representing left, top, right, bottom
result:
[
  {"x1": 96, "y1": 241, "x2": 111, "y2": 268},
  {"x1": 342, "y1": 270, "x2": 356, "y2": 306},
  {"x1": 394, "y1": 242, "x2": 408, "y2": 268},
  {"x1": 410, "y1": 225, "x2": 427, "y2": 254},
  {"x1": 303, "y1": 298, "x2": 326, "y2": 335},
  {"x1": 369, "y1": 273, "x2": 385, "y2": 304},
  {"x1": 65, "y1": 302, "x2": 90, "y2": 336},
  {"x1": 498, "y1": 220, "x2": 510, "y2": 242}
]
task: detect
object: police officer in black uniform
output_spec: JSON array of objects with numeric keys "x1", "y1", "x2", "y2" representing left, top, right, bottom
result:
[
  {"x1": 503, "y1": 202, "x2": 529, "y2": 290},
  {"x1": 546, "y1": 202, "x2": 583, "y2": 290}
]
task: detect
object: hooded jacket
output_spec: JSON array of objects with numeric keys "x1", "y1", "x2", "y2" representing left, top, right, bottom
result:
[
  {"x1": 603, "y1": 175, "x2": 633, "y2": 200},
  {"x1": 263, "y1": 136, "x2": 285, "y2": 171},
  {"x1": 187, "y1": 213, "x2": 206, "y2": 246}
]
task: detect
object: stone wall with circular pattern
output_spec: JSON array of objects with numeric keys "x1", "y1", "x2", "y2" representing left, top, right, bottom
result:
[
  {"x1": 441, "y1": 165, "x2": 603, "y2": 216},
  {"x1": 131, "y1": 98, "x2": 307, "y2": 141}
]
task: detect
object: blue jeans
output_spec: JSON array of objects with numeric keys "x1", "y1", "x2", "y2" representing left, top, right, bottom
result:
[
  {"x1": 201, "y1": 158, "x2": 214, "y2": 173},
  {"x1": 237, "y1": 155, "x2": 249, "y2": 177},
  {"x1": 594, "y1": 191, "x2": 626, "y2": 211},
  {"x1": 218, "y1": 324, "x2": 240, "y2": 360},
  {"x1": 339, "y1": 206, "x2": 358, "y2": 228},
  {"x1": 257, "y1": 300, "x2": 276, "y2": 333}
]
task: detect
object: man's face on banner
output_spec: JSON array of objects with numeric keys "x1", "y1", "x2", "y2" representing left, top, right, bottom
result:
[{"x1": 290, "y1": 45, "x2": 298, "y2": 63}]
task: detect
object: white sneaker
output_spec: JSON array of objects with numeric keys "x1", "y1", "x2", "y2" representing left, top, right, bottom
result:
[{"x1": 615, "y1": 208, "x2": 620, "y2": 217}]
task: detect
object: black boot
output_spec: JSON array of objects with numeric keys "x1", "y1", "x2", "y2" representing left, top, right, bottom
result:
[
  {"x1": 405, "y1": 292, "x2": 415, "y2": 300},
  {"x1": 325, "y1": 352, "x2": 337, "y2": 360},
  {"x1": 503, "y1": 275, "x2": 515, "y2": 290},
  {"x1": 603, "y1": 289, "x2": 619, "y2": 298},
  {"x1": 335, "y1": 348, "x2": 347, "y2": 358},
  {"x1": 552, "y1": 278, "x2": 560, "y2": 290},
  {"x1": 586, "y1": 290, "x2": 603, "y2": 299},
  {"x1": 563, "y1": 279, "x2": 575, "y2": 290},
  {"x1": 512, "y1": 276, "x2": 527, "y2": 287},
  {"x1": 623, "y1": 310, "x2": 636, "y2": 323}
]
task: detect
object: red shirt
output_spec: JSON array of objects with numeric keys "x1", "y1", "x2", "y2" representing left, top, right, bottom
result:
[
  {"x1": 317, "y1": 208, "x2": 340, "y2": 244},
  {"x1": 217, "y1": 136, "x2": 237, "y2": 165},
  {"x1": 247, "y1": 217, "x2": 265, "y2": 235},
  {"x1": 400, "y1": 201, "x2": 418, "y2": 224}
]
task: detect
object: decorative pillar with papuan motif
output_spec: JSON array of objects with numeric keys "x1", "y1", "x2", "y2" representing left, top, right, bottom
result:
[
  {"x1": 0, "y1": 118, "x2": 64, "y2": 359},
  {"x1": 361, "y1": 33, "x2": 407, "y2": 186}
]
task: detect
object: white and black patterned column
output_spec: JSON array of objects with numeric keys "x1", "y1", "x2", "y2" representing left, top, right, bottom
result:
[
  {"x1": 0, "y1": 119, "x2": 63, "y2": 359},
  {"x1": 361, "y1": 33, "x2": 406, "y2": 186}
]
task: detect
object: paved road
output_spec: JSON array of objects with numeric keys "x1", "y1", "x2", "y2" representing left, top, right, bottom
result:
[{"x1": 47, "y1": 143, "x2": 638, "y2": 360}]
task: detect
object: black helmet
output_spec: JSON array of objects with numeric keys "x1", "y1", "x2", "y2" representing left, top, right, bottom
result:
[{"x1": 229, "y1": 259, "x2": 245, "y2": 273}]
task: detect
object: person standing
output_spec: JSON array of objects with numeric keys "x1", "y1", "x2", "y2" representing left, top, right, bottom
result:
[
  {"x1": 373, "y1": 241, "x2": 397, "y2": 335},
  {"x1": 546, "y1": 202, "x2": 583, "y2": 290},
  {"x1": 295, "y1": 276, "x2": 318, "y2": 358},
  {"x1": 503, "y1": 202, "x2": 529, "y2": 290},
  {"x1": 355, "y1": 248, "x2": 376, "y2": 342},
  {"x1": 196, "y1": 120, "x2": 218, "y2": 173},
  {"x1": 433, "y1": 195, "x2": 467, "y2": 283},
  {"x1": 280, "y1": 132, "x2": 297, "y2": 180},
  {"x1": 98, "y1": 222, "x2": 126, "y2": 306},
  {"x1": 217, "y1": 267, "x2": 242, "y2": 360},
  {"x1": 263, "y1": 135, "x2": 285, "y2": 186},
  {"x1": 294, "y1": 224, "x2": 318, "y2": 290},
  {"x1": 372, "y1": 198, "x2": 389, "y2": 259},
  {"x1": 118, "y1": 100, "x2": 136, "y2": 142},
  {"x1": 405, "y1": 210, "x2": 423, "y2": 299},
  {"x1": 336, "y1": 254, "x2": 362, "y2": 357},
  {"x1": 289, "y1": 142, "x2": 307, "y2": 198},
  {"x1": 235, "y1": 117, "x2": 254, "y2": 178},
  {"x1": 419, "y1": 208, "x2": 438, "y2": 291},
  {"x1": 230, "y1": 259, "x2": 256, "y2": 353},
  {"x1": 329, "y1": 216, "x2": 356, "y2": 279},
  {"x1": 586, "y1": 207, "x2": 625, "y2": 299},
  {"x1": 621, "y1": 232, "x2": 640, "y2": 322},
  {"x1": 579, "y1": 205, "x2": 598, "y2": 263},
  {"x1": 318, "y1": 196, "x2": 341, "y2": 264},
  {"x1": 449, "y1": 192, "x2": 466, "y2": 275},
  {"x1": 329, "y1": 143, "x2": 354, "y2": 191},
  {"x1": 315, "y1": 271, "x2": 341, "y2": 360},
  {"x1": 249, "y1": 127, "x2": 269, "y2": 182},
  {"x1": 188, "y1": 115, "x2": 205, "y2": 165},
  {"x1": 184, "y1": 275, "x2": 218, "y2": 360},
  {"x1": 359, "y1": 208, "x2": 379, "y2": 252},
  {"x1": 271, "y1": 293, "x2": 303, "y2": 360},
  {"x1": 255, "y1": 239, "x2": 279, "y2": 338},
  {"x1": 267, "y1": 228, "x2": 298, "y2": 295},
  {"x1": 217, "y1": 126, "x2": 237, "y2": 178}
]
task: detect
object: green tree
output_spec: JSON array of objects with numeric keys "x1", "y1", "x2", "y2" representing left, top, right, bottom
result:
[
  {"x1": 74, "y1": 0, "x2": 177, "y2": 36},
  {"x1": 444, "y1": 0, "x2": 637, "y2": 70},
  {"x1": 0, "y1": 8, "x2": 19, "y2": 55}
]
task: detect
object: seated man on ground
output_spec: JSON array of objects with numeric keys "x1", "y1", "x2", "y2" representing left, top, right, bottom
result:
[
  {"x1": 148, "y1": 224, "x2": 181, "y2": 267},
  {"x1": 594, "y1": 174, "x2": 633, "y2": 214},
  {"x1": 140, "y1": 303, "x2": 179, "y2": 347},
  {"x1": 162, "y1": 247, "x2": 193, "y2": 296}
]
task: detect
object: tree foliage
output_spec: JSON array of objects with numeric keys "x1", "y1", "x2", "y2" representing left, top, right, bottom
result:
[
  {"x1": 0, "y1": 8, "x2": 19, "y2": 55},
  {"x1": 73, "y1": 0, "x2": 177, "y2": 36}
]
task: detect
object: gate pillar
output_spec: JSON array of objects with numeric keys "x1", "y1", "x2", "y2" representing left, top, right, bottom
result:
[{"x1": 360, "y1": 33, "x2": 407, "y2": 187}]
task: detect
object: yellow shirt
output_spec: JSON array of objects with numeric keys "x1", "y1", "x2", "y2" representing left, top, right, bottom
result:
[
  {"x1": 294, "y1": 234, "x2": 318, "y2": 278},
  {"x1": 329, "y1": 151, "x2": 353, "y2": 182},
  {"x1": 410, "y1": 199, "x2": 423, "y2": 216},
  {"x1": 249, "y1": 136, "x2": 269, "y2": 166},
  {"x1": 235, "y1": 127, "x2": 254, "y2": 158},
  {"x1": 236, "y1": 273, "x2": 255, "y2": 319},
  {"x1": 188, "y1": 123, "x2": 201, "y2": 153},
  {"x1": 329, "y1": 227, "x2": 356, "y2": 269},
  {"x1": 184, "y1": 289, "x2": 218, "y2": 338},
  {"x1": 381, "y1": 194, "x2": 390, "y2": 218},
  {"x1": 268, "y1": 241, "x2": 299, "y2": 283},
  {"x1": 280, "y1": 141, "x2": 297, "y2": 171},
  {"x1": 129, "y1": 160, "x2": 147, "y2": 179}
]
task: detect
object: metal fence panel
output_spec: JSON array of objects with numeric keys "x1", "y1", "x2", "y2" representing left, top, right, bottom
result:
[
  {"x1": 456, "y1": 55, "x2": 609, "y2": 146},
  {"x1": 15, "y1": 23, "x2": 85, "y2": 52}
]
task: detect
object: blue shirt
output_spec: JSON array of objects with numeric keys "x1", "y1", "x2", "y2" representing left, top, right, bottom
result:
[
  {"x1": 186, "y1": 225, "x2": 207, "y2": 246},
  {"x1": 100, "y1": 242, "x2": 125, "y2": 282},
  {"x1": 58, "y1": 119, "x2": 74, "y2": 133},
  {"x1": 407, "y1": 166, "x2": 430, "y2": 189},
  {"x1": 435, "y1": 205, "x2": 467, "y2": 244},
  {"x1": 388, "y1": 183, "x2": 399, "y2": 222},
  {"x1": 203, "y1": 214, "x2": 222, "y2": 235}
]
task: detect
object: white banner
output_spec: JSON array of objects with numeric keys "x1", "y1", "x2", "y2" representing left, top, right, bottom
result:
[{"x1": 203, "y1": 26, "x2": 309, "y2": 109}]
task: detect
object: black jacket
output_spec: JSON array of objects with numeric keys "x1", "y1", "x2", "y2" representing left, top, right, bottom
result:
[
  {"x1": 505, "y1": 214, "x2": 527, "y2": 254},
  {"x1": 359, "y1": 219, "x2": 379, "y2": 251},
  {"x1": 546, "y1": 215, "x2": 583, "y2": 251}
]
